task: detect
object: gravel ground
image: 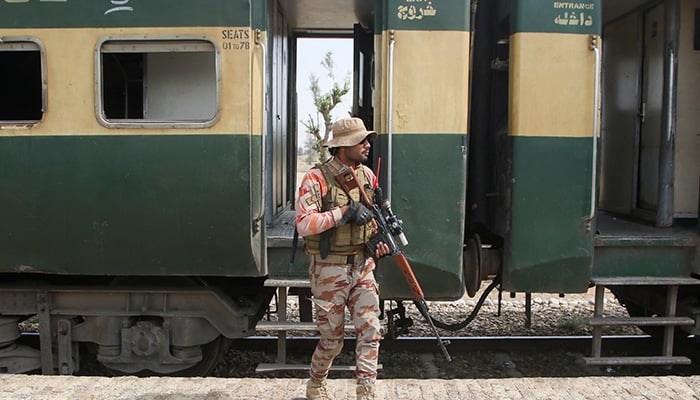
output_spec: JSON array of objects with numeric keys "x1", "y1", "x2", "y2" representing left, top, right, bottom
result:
[
  {"x1": 259, "y1": 285, "x2": 643, "y2": 338},
  {"x1": 211, "y1": 285, "x2": 699, "y2": 380}
]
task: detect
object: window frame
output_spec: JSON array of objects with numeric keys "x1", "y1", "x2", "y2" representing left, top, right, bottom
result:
[
  {"x1": 94, "y1": 35, "x2": 222, "y2": 129},
  {"x1": 0, "y1": 36, "x2": 47, "y2": 126}
]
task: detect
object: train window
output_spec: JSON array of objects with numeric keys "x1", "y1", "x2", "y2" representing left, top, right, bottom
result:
[
  {"x1": 96, "y1": 38, "x2": 219, "y2": 128},
  {"x1": 0, "y1": 40, "x2": 45, "y2": 124}
]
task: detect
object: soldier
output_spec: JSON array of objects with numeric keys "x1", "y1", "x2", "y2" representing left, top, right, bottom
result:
[{"x1": 296, "y1": 117, "x2": 391, "y2": 400}]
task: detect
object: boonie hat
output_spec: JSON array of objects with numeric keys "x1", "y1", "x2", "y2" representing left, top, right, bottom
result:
[{"x1": 323, "y1": 117, "x2": 378, "y2": 148}]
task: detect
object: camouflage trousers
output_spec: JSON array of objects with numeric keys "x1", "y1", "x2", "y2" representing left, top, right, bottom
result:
[{"x1": 308, "y1": 254, "x2": 381, "y2": 382}]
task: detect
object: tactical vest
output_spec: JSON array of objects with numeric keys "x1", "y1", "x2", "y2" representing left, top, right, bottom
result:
[{"x1": 304, "y1": 158, "x2": 376, "y2": 256}]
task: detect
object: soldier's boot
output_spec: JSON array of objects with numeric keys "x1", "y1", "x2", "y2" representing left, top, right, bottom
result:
[
  {"x1": 306, "y1": 376, "x2": 333, "y2": 400},
  {"x1": 356, "y1": 382, "x2": 377, "y2": 400}
]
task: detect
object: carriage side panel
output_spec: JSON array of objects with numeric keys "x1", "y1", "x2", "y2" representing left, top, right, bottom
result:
[
  {"x1": 373, "y1": 0, "x2": 470, "y2": 300},
  {"x1": 504, "y1": 0, "x2": 601, "y2": 292}
]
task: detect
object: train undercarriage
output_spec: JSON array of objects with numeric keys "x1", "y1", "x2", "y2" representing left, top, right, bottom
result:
[{"x1": 0, "y1": 277, "x2": 274, "y2": 375}]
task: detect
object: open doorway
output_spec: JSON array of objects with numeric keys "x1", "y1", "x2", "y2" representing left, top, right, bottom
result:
[
  {"x1": 294, "y1": 37, "x2": 354, "y2": 196},
  {"x1": 599, "y1": 1, "x2": 700, "y2": 223}
]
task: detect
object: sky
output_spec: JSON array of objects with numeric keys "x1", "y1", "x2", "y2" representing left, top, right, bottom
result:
[{"x1": 295, "y1": 38, "x2": 354, "y2": 151}]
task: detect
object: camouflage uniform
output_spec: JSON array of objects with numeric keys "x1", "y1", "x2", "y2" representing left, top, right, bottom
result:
[{"x1": 296, "y1": 161, "x2": 382, "y2": 384}]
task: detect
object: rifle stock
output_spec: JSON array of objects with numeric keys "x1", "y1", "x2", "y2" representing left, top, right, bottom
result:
[{"x1": 393, "y1": 253, "x2": 424, "y2": 299}]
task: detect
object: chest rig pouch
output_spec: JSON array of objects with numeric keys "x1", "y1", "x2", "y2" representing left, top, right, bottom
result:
[{"x1": 304, "y1": 158, "x2": 375, "y2": 258}]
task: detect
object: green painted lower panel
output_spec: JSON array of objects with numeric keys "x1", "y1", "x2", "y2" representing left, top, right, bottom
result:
[
  {"x1": 372, "y1": 133, "x2": 466, "y2": 300},
  {"x1": 268, "y1": 246, "x2": 309, "y2": 279},
  {"x1": 504, "y1": 136, "x2": 593, "y2": 293},
  {"x1": 0, "y1": 0, "x2": 249, "y2": 29},
  {"x1": 593, "y1": 246, "x2": 696, "y2": 278},
  {"x1": 592, "y1": 213, "x2": 699, "y2": 278},
  {"x1": 0, "y1": 134, "x2": 261, "y2": 276}
]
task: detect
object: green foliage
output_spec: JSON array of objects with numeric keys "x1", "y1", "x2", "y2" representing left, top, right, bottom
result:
[
  {"x1": 303, "y1": 51, "x2": 350, "y2": 164},
  {"x1": 301, "y1": 115, "x2": 325, "y2": 165}
]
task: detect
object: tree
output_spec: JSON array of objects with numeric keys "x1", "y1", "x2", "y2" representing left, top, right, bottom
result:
[
  {"x1": 303, "y1": 51, "x2": 350, "y2": 164},
  {"x1": 301, "y1": 114, "x2": 323, "y2": 165}
]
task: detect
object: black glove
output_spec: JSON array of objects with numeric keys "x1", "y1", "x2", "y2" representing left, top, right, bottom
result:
[
  {"x1": 367, "y1": 234, "x2": 391, "y2": 259},
  {"x1": 340, "y1": 199, "x2": 373, "y2": 226}
]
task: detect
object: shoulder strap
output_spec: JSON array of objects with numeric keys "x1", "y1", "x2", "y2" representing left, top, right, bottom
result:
[
  {"x1": 323, "y1": 158, "x2": 372, "y2": 202},
  {"x1": 315, "y1": 163, "x2": 338, "y2": 211},
  {"x1": 313, "y1": 162, "x2": 336, "y2": 258}
]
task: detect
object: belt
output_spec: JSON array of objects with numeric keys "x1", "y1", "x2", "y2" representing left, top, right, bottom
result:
[{"x1": 313, "y1": 253, "x2": 357, "y2": 265}]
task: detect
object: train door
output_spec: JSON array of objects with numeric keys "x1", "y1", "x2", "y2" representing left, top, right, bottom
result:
[
  {"x1": 637, "y1": 4, "x2": 664, "y2": 213},
  {"x1": 629, "y1": 1, "x2": 697, "y2": 222},
  {"x1": 353, "y1": 23, "x2": 374, "y2": 135},
  {"x1": 600, "y1": 0, "x2": 699, "y2": 224},
  {"x1": 599, "y1": 10, "x2": 640, "y2": 215},
  {"x1": 266, "y1": 4, "x2": 293, "y2": 224},
  {"x1": 501, "y1": 0, "x2": 599, "y2": 293},
  {"x1": 675, "y1": 2, "x2": 700, "y2": 218}
]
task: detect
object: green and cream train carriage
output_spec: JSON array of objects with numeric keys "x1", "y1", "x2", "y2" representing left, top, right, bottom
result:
[{"x1": 0, "y1": 0, "x2": 698, "y2": 375}]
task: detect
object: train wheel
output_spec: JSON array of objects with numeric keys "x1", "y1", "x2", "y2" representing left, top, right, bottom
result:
[
  {"x1": 463, "y1": 234, "x2": 483, "y2": 297},
  {"x1": 169, "y1": 335, "x2": 232, "y2": 377},
  {"x1": 96, "y1": 335, "x2": 232, "y2": 377}
]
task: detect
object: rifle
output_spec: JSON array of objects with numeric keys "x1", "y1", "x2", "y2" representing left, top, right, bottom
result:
[{"x1": 334, "y1": 163, "x2": 452, "y2": 362}]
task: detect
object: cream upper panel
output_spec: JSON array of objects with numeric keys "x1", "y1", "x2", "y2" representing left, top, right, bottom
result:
[
  {"x1": 374, "y1": 30, "x2": 470, "y2": 135},
  {"x1": 0, "y1": 27, "x2": 253, "y2": 136},
  {"x1": 510, "y1": 32, "x2": 597, "y2": 138}
]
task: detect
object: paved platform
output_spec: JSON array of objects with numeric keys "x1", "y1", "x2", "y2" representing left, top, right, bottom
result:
[{"x1": 0, "y1": 375, "x2": 699, "y2": 399}]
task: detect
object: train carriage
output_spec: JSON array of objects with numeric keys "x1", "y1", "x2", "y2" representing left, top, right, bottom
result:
[
  {"x1": 0, "y1": 0, "x2": 698, "y2": 375},
  {"x1": 0, "y1": 0, "x2": 273, "y2": 375}
]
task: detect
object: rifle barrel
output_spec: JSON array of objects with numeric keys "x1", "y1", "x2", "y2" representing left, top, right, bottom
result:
[{"x1": 396, "y1": 254, "x2": 452, "y2": 362}]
